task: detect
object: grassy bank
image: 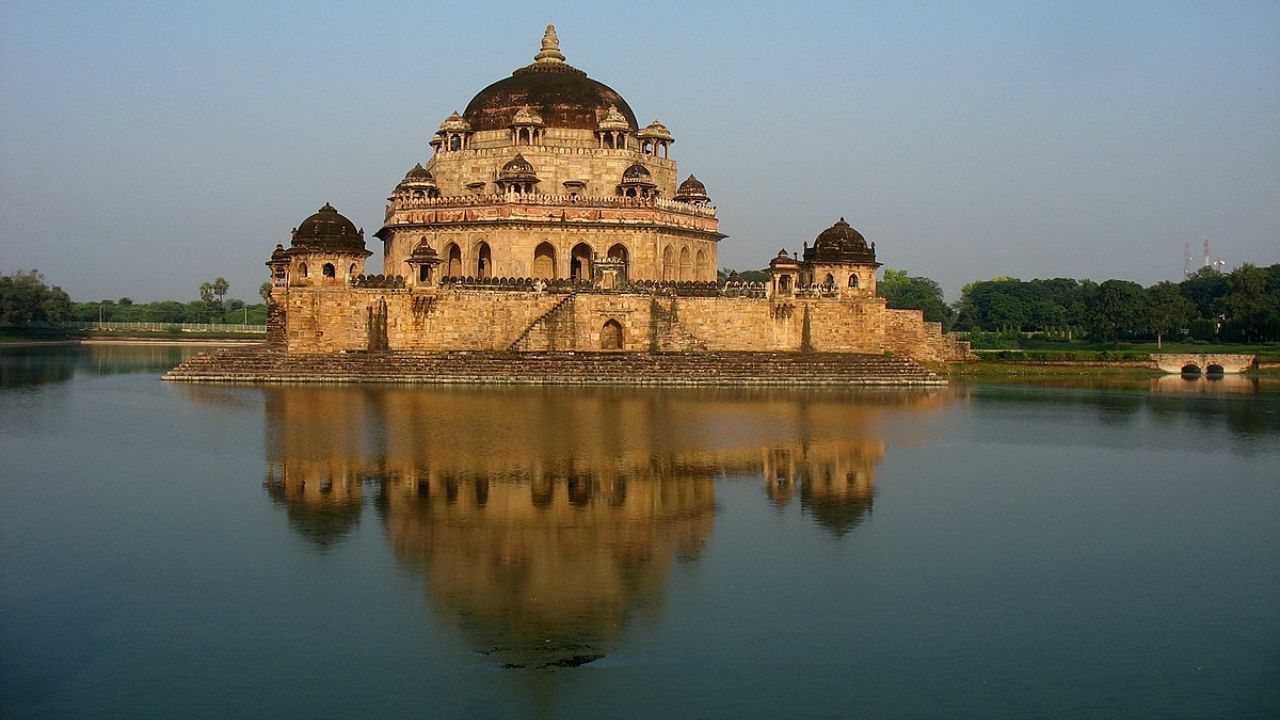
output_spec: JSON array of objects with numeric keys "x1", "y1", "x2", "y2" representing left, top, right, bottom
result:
[{"x1": 1, "y1": 327, "x2": 264, "y2": 345}]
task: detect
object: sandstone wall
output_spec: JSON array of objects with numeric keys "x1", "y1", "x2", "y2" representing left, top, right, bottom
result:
[{"x1": 283, "y1": 287, "x2": 969, "y2": 363}]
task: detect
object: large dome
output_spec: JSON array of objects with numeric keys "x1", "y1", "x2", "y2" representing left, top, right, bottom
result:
[{"x1": 462, "y1": 25, "x2": 638, "y2": 132}]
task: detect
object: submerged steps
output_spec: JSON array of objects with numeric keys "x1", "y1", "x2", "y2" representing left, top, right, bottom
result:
[{"x1": 163, "y1": 346, "x2": 946, "y2": 386}]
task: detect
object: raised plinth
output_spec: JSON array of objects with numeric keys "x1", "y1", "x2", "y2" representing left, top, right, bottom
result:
[{"x1": 163, "y1": 347, "x2": 946, "y2": 386}]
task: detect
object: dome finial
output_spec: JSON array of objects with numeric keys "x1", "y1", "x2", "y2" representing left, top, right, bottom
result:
[{"x1": 534, "y1": 23, "x2": 565, "y2": 64}]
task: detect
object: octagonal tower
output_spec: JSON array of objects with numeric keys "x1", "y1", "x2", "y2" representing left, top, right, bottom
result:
[{"x1": 376, "y1": 25, "x2": 722, "y2": 285}]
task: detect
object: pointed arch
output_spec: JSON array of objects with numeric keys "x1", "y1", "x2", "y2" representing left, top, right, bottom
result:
[
  {"x1": 571, "y1": 242, "x2": 593, "y2": 281},
  {"x1": 695, "y1": 249, "x2": 708, "y2": 280},
  {"x1": 476, "y1": 241, "x2": 492, "y2": 278},
  {"x1": 533, "y1": 242, "x2": 557, "y2": 279},
  {"x1": 679, "y1": 247, "x2": 692, "y2": 281},
  {"x1": 662, "y1": 245, "x2": 675, "y2": 281},
  {"x1": 444, "y1": 243, "x2": 462, "y2": 277}
]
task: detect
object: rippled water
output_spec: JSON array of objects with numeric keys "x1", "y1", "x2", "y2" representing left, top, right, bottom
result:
[{"x1": 2, "y1": 345, "x2": 1278, "y2": 718}]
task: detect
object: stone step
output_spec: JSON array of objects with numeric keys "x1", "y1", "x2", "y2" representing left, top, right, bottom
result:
[{"x1": 164, "y1": 347, "x2": 944, "y2": 386}]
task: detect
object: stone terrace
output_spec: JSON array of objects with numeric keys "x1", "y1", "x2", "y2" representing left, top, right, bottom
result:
[{"x1": 163, "y1": 346, "x2": 946, "y2": 386}]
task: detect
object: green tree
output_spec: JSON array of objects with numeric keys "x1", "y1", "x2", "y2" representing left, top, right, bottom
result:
[
  {"x1": 1084, "y1": 279, "x2": 1148, "y2": 345},
  {"x1": 1223, "y1": 263, "x2": 1277, "y2": 342},
  {"x1": 259, "y1": 282, "x2": 272, "y2": 303},
  {"x1": 1178, "y1": 267, "x2": 1229, "y2": 321},
  {"x1": 1146, "y1": 281, "x2": 1194, "y2": 348},
  {"x1": 878, "y1": 269, "x2": 954, "y2": 329},
  {"x1": 0, "y1": 270, "x2": 73, "y2": 326}
]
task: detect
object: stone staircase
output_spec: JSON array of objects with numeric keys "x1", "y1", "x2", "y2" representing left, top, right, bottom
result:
[
  {"x1": 507, "y1": 292, "x2": 577, "y2": 351},
  {"x1": 163, "y1": 346, "x2": 946, "y2": 386}
]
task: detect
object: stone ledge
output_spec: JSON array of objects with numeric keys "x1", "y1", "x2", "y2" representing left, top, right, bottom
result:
[{"x1": 163, "y1": 348, "x2": 946, "y2": 387}]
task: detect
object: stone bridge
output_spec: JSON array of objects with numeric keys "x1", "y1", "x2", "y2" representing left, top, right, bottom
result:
[{"x1": 1151, "y1": 353, "x2": 1256, "y2": 374}]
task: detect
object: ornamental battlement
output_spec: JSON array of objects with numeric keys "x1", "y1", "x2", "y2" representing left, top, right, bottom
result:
[{"x1": 386, "y1": 193, "x2": 717, "y2": 218}]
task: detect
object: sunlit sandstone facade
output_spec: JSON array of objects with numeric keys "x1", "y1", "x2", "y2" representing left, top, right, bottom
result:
[{"x1": 265, "y1": 26, "x2": 970, "y2": 363}]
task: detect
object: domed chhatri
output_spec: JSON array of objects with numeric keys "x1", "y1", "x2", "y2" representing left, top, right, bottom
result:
[
  {"x1": 463, "y1": 24, "x2": 637, "y2": 132},
  {"x1": 805, "y1": 217, "x2": 877, "y2": 265},
  {"x1": 291, "y1": 203, "x2": 364, "y2": 252},
  {"x1": 675, "y1": 175, "x2": 709, "y2": 205},
  {"x1": 252, "y1": 24, "x2": 972, "y2": 368}
]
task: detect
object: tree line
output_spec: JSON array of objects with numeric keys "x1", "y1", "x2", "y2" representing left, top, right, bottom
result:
[
  {"x1": 1, "y1": 271, "x2": 270, "y2": 326},
  {"x1": 721, "y1": 263, "x2": 1280, "y2": 345},
  {"x1": 9, "y1": 264, "x2": 1280, "y2": 344}
]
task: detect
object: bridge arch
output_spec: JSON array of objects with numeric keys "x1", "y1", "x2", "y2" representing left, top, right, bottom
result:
[{"x1": 1181, "y1": 364, "x2": 1201, "y2": 376}]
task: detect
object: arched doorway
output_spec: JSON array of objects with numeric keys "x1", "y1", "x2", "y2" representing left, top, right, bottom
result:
[
  {"x1": 662, "y1": 245, "x2": 675, "y2": 281},
  {"x1": 533, "y1": 242, "x2": 557, "y2": 279},
  {"x1": 849, "y1": 274, "x2": 859, "y2": 289},
  {"x1": 601, "y1": 319, "x2": 623, "y2": 350},
  {"x1": 571, "y1": 243, "x2": 593, "y2": 281},
  {"x1": 607, "y1": 243, "x2": 628, "y2": 263},
  {"x1": 444, "y1": 243, "x2": 462, "y2": 277},
  {"x1": 679, "y1": 247, "x2": 692, "y2": 280},
  {"x1": 476, "y1": 242, "x2": 492, "y2": 278},
  {"x1": 695, "y1": 249, "x2": 708, "y2": 280}
]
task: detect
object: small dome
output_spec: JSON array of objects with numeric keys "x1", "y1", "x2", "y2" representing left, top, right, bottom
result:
[
  {"x1": 637, "y1": 120, "x2": 673, "y2": 141},
  {"x1": 805, "y1": 217, "x2": 877, "y2": 265},
  {"x1": 769, "y1": 249, "x2": 799, "y2": 267},
  {"x1": 622, "y1": 163, "x2": 652, "y2": 181},
  {"x1": 500, "y1": 153, "x2": 538, "y2": 180},
  {"x1": 815, "y1": 217, "x2": 867, "y2": 250},
  {"x1": 437, "y1": 111, "x2": 471, "y2": 134},
  {"x1": 270, "y1": 243, "x2": 287, "y2": 261},
  {"x1": 675, "y1": 174, "x2": 709, "y2": 203},
  {"x1": 511, "y1": 104, "x2": 545, "y2": 126},
  {"x1": 291, "y1": 203, "x2": 365, "y2": 252},
  {"x1": 597, "y1": 104, "x2": 631, "y2": 132},
  {"x1": 409, "y1": 238, "x2": 440, "y2": 260},
  {"x1": 396, "y1": 164, "x2": 437, "y2": 193},
  {"x1": 403, "y1": 163, "x2": 433, "y2": 181}
]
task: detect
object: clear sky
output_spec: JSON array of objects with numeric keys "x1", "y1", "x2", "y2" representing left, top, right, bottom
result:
[{"x1": 2, "y1": 1, "x2": 1277, "y2": 303}]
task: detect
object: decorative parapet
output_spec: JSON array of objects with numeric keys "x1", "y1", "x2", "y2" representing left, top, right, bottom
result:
[
  {"x1": 385, "y1": 192, "x2": 717, "y2": 221},
  {"x1": 351, "y1": 274, "x2": 407, "y2": 289},
  {"x1": 720, "y1": 280, "x2": 768, "y2": 298}
]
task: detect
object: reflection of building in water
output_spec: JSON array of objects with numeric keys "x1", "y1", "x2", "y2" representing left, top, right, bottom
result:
[
  {"x1": 379, "y1": 468, "x2": 713, "y2": 668},
  {"x1": 256, "y1": 385, "x2": 950, "y2": 665},
  {"x1": 764, "y1": 439, "x2": 884, "y2": 536}
]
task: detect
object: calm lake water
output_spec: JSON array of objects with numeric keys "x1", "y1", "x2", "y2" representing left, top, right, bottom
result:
[{"x1": 2, "y1": 345, "x2": 1278, "y2": 719}]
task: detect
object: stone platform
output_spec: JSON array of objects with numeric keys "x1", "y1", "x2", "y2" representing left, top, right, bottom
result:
[{"x1": 162, "y1": 346, "x2": 946, "y2": 386}]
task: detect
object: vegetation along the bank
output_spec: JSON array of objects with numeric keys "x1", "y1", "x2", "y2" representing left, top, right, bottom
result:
[{"x1": 8, "y1": 262, "x2": 1280, "y2": 354}]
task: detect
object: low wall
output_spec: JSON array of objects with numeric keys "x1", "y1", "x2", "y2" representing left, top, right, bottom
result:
[{"x1": 278, "y1": 287, "x2": 972, "y2": 363}]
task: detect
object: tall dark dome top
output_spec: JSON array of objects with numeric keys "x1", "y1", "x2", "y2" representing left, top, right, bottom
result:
[
  {"x1": 805, "y1": 217, "x2": 877, "y2": 265},
  {"x1": 462, "y1": 25, "x2": 638, "y2": 132},
  {"x1": 815, "y1": 217, "x2": 867, "y2": 250},
  {"x1": 291, "y1": 203, "x2": 365, "y2": 252}
]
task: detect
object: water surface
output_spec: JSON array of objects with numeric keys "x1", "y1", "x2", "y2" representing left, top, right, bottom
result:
[{"x1": 2, "y1": 346, "x2": 1277, "y2": 718}]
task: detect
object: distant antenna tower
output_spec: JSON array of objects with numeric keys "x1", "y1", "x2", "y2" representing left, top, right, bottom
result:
[
  {"x1": 1184, "y1": 241, "x2": 1192, "y2": 278},
  {"x1": 1203, "y1": 239, "x2": 1211, "y2": 269}
]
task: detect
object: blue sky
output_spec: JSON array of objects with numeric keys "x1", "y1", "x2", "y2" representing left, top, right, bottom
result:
[{"x1": 2, "y1": 1, "x2": 1277, "y2": 302}]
